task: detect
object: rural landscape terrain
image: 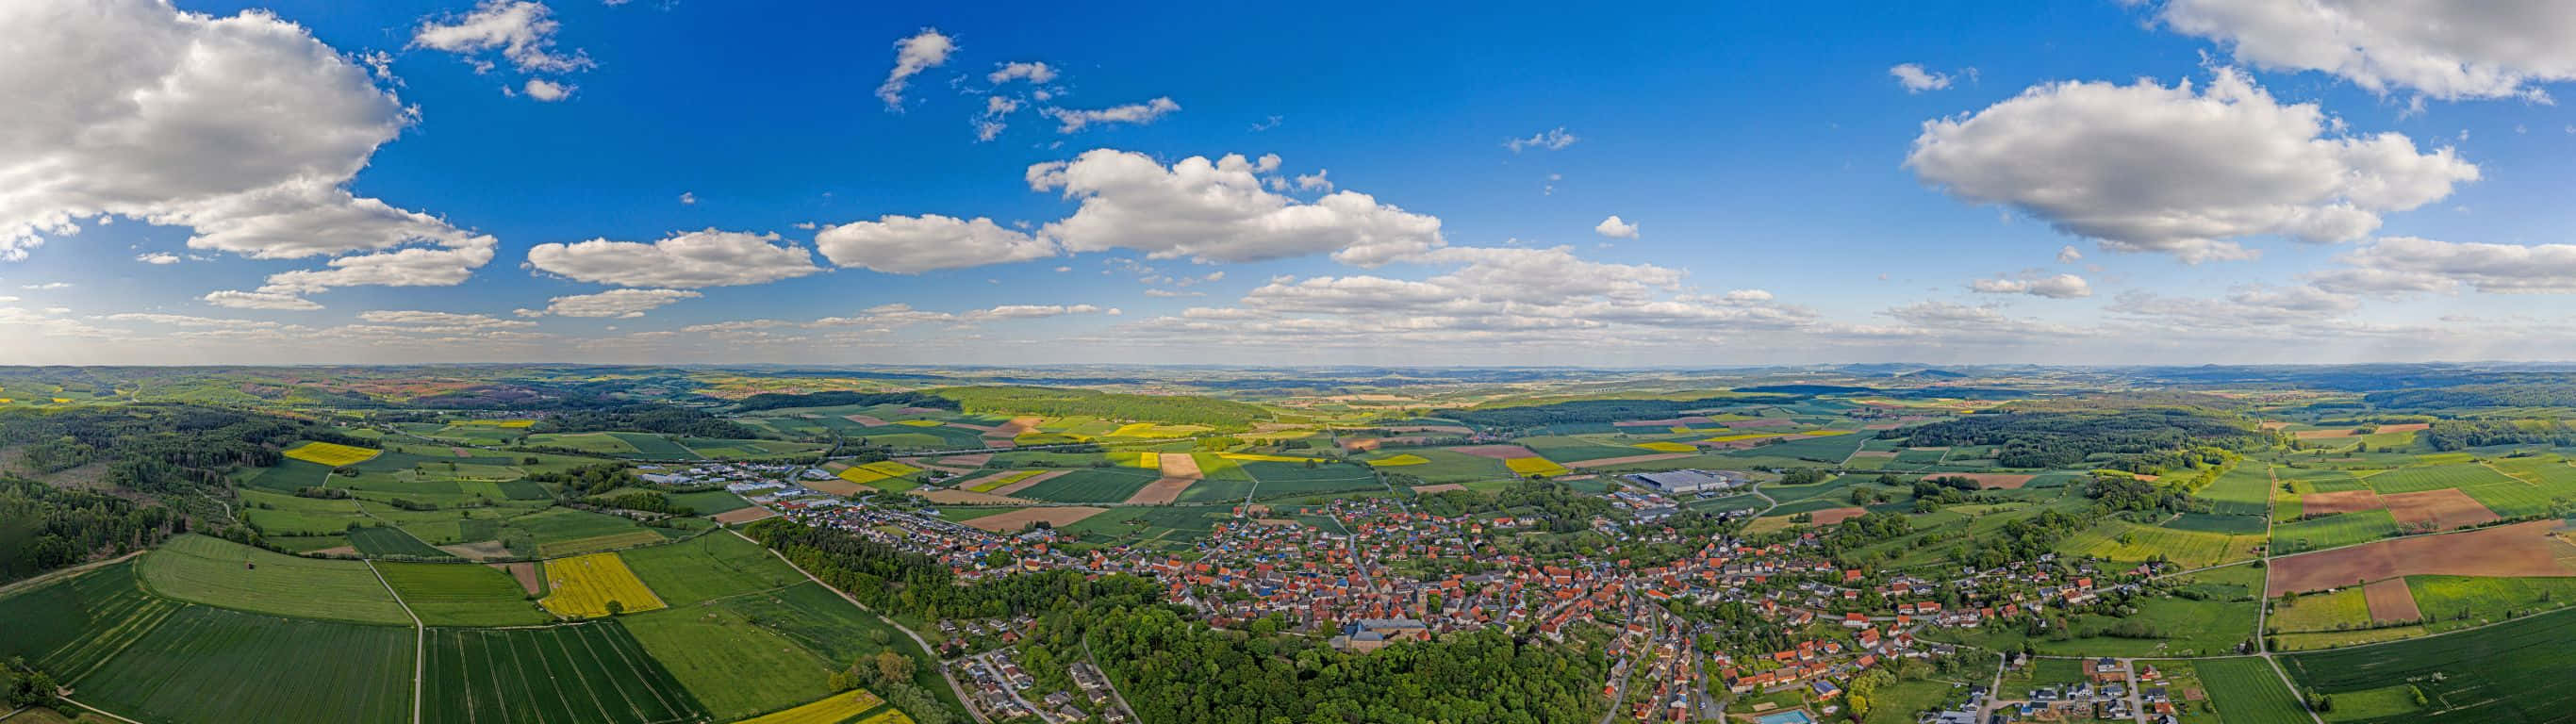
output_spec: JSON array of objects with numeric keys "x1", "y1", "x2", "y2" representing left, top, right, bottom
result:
[{"x1": 5, "y1": 364, "x2": 2576, "y2": 723}]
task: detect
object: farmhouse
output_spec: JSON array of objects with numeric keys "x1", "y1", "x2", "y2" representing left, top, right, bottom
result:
[{"x1": 1627, "y1": 469, "x2": 1749, "y2": 495}]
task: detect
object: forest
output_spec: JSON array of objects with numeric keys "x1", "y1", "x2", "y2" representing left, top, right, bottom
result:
[
  {"x1": 932, "y1": 386, "x2": 1267, "y2": 429},
  {"x1": 0, "y1": 477, "x2": 179, "y2": 583},
  {"x1": 2364, "y1": 382, "x2": 2576, "y2": 410},
  {"x1": 730, "y1": 390, "x2": 957, "y2": 413},
  {"x1": 538, "y1": 403, "x2": 761, "y2": 438},
  {"x1": 1895, "y1": 407, "x2": 2268, "y2": 470},
  {"x1": 2421, "y1": 419, "x2": 2576, "y2": 451},
  {"x1": 1439, "y1": 395, "x2": 1742, "y2": 430}
]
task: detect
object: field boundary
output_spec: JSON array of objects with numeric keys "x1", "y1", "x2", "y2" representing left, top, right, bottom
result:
[
  {"x1": 729, "y1": 528, "x2": 989, "y2": 724},
  {"x1": 366, "y1": 560, "x2": 425, "y2": 724}
]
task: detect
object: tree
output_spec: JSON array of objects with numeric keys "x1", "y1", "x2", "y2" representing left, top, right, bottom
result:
[
  {"x1": 604, "y1": 600, "x2": 625, "y2": 616},
  {"x1": 872, "y1": 651, "x2": 914, "y2": 685}
]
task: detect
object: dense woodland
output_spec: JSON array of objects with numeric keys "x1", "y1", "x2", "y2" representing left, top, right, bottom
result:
[
  {"x1": 729, "y1": 390, "x2": 957, "y2": 413},
  {"x1": 932, "y1": 386, "x2": 1266, "y2": 429},
  {"x1": 1440, "y1": 396, "x2": 1742, "y2": 429},
  {"x1": 1896, "y1": 408, "x2": 2269, "y2": 470},
  {"x1": 0, "y1": 404, "x2": 364, "y2": 493},
  {"x1": 538, "y1": 403, "x2": 760, "y2": 438},
  {"x1": 2421, "y1": 419, "x2": 2576, "y2": 451},
  {"x1": 0, "y1": 477, "x2": 179, "y2": 583},
  {"x1": 2364, "y1": 383, "x2": 2576, "y2": 411}
]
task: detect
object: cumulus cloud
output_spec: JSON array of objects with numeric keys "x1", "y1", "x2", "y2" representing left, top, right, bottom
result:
[
  {"x1": 877, "y1": 28, "x2": 954, "y2": 109},
  {"x1": 1027, "y1": 150, "x2": 1445, "y2": 266},
  {"x1": 814, "y1": 214, "x2": 1056, "y2": 273},
  {"x1": 2056, "y1": 245, "x2": 2084, "y2": 264},
  {"x1": 136, "y1": 252, "x2": 179, "y2": 265},
  {"x1": 1889, "y1": 63, "x2": 1953, "y2": 92},
  {"x1": 2114, "y1": 284, "x2": 2359, "y2": 327},
  {"x1": 357, "y1": 309, "x2": 535, "y2": 328},
  {"x1": 2314, "y1": 236, "x2": 2576, "y2": 294},
  {"x1": 1593, "y1": 215, "x2": 1641, "y2": 239},
  {"x1": 524, "y1": 229, "x2": 820, "y2": 288},
  {"x1": 1969, "y1": 272, "x2": 2093, "y2": 299},
  {"x1": 1907, "y1": 69, "x2": 2477, "y2": 262},
  {"x1": 411, "y1": 0, "x2": 590, "y2": 74},
  {"x1": 2152, "y1": 0, "x2": 2576, "y2": 101},
  {"x1": 1503, "y1": 127, "x2": 1578, "y2": 153},
  {"x1": 204, "y1": 289, "x2": 322, "y2": 310},
  {"x1": 536, "y1": 288, "x2": 701, "y2": 318},
  {"x1": 1041, "y1": 97, "x2": 1180, "y2": 133},
  {"x1": 6, "y1": 0, "x2": 502, "y2": 312},
  {"x1": 521, "y1": 77, "x2": 572, "y2": 101},
  {"x1": 987, "y1": 61, "x2": 1056, "y2": 85}
]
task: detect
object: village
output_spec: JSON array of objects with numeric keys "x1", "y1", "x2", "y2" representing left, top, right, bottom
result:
[{"x1": 675, "y1": 456, "x2": 2188, "y2": 724}]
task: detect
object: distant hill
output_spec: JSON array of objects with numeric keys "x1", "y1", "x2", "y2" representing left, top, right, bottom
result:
[{"x1": 1900, "y1": 369, "x2": 1970, "y2": 380}]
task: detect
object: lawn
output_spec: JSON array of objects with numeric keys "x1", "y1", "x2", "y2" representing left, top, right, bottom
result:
[
  {"x1": 136, "y1": 535, "x2": 411, "y2": 625},
  {"x1": 375, "y1": 561, "x2": 551, "y2": 626},
  {"x1": 422, "y1": 622, "x2": 708, "y2": 724},
  {"x1": 620, "y1": 533, "x2": 801, "y2": 606},
  {"x1": 73, "y1": 604, "x2": 414, "y2": 724}
]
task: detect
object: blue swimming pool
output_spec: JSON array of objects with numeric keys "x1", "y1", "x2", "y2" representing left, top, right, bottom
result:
[{"x1": 1754, "y1": 711, "x2": 1816, "y2": 724}]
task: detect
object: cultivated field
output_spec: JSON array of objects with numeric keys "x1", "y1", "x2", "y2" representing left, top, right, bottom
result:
[
  {"x1": 620, "y1": 533, "x2": 801, "y2": 606},
  {"x1": 422, "y1": 623, "x2": 708, "y2": 724},
  {"x1": 137, "y1": 535, "x2": 411, "y2": 625},
  {"x1": 540, "y1": 552, "x2": 669, "y2": 617},
  {"x1": 2282, "y1": 605, "x2": 2576, "y2": 722},
  {"x1": 2268, "y1": 520, "x2": 2576, "y2": 596},
  {"x1": 624, "y1": 603, "x2": 835, "y2": 719},
  {"x1": 2186, "y1": 657, "x2": 2311, "y2": 724},
  {"x1": 74, "y1": 604, "x2": 415, "y2": 724},
  {"x1": 375, "y1": 561, "x2": 552, "y2": 626},
  {"x1": 283, "y1": 440, "x2": 381, "y2": 467},
  {"x1": 740, "y1": 690, "x2": 885, "y2": 724}
]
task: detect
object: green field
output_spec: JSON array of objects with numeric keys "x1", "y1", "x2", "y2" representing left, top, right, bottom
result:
[
  {"x1": 2199, "y1": 465, "x2": 2277, "y2": 516},
  {"x1": 620, "y1": 533, "x2": 801, "y2": 606},
  {"x1": 2271, "y1": 510, "x2": 2401, "y2": 553},
  {"x1": 1936, "y1": 564, "x2": 2259, "y2": 657},
  {"x1": 2271, "y1": 585, "x2": 2370, "y2": 633},
  {"x1": 668, "y1": 489, "x2": 753, "y2": 515},
  {"x1": 623, "y1": 602, "x2": 833, "y2": 719},
  {"x1": 609, "y1": 432, "x2": 698, "y2": 460},
  {"x1": 347, "y1": 525, "x2": 454, "y2": 559},
  {"x1": 73, "y1": 604, "x2": 415, "y2": 724},
  {"x1": 137, "y1": 535, "x2": 411, "y2": 625},
  {"x1": 508, "y1": 507, "x2": 667, "y2": 556},
  {"x1": 2282, "y1": 605, "x2": 2576, "y2": 722},
  {"x1": 0, "y1": 562, "x2": 183, "y2": 680},
  {"x1": 1242, "y1": 460, "x2": 1382, "y2": 500},
  {"x1": 2188, "y1": 657, "x2": 2313, "y2": 724},
  {"x1": 375, "y1": 561, "x2": 551, "y2": 626},
  {"x1": 2060, "y1": 520, "x2": 2259, "y2": 568},
  {"x1": 2360, "y1": 463, "x2": 2518, "y2": 493},
  {"x1": 2405, "y1": 574, "x2": 2576, "y2": 632},
  {"x1": 722, "y1": 583, "x2": 968, "y2": 716},
  {"x1": 422, "y1": 622, "x2": 709, "y2": 724},
  {"x1": 1369, "y1": 448, "x2": 1513, "y2": 483},
  {"x1": 1011, "y1": 468, "x2": 1161, "y2": 503}
]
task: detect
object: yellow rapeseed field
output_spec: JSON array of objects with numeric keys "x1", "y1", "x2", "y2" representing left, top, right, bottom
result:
[
  {"x1": 1633, "y1": 441, "x2": 1697, "y2": 452},
  {"x1": 537, "y1": 552, "x2": 667, "y2": 617},
  {"x1": 1504, "y1": 456, "x2": 1571, "y2": 477},
  {"x1": 853, "y1": 706, "x2": 917, "y2": 724},
  {"x1": 895, "y1": 420, "x2": 945, "y2": 427},
  {"x1": 739, "y1": 690, "x2": 886, "y2": 724},
  {"x1": 283, "y1": 441, "x2": 381, "y2": 467},
  {"x1": 1219, "y1": 452, "x2": 1327, "y2": 463},
  {"x1": 1366, "y1": 453, "x2": 1431, "y2": 467}
]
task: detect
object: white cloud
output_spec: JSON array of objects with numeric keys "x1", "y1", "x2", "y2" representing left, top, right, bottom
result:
[
  {"x1": 1969, "y1": 272, "x2": 2093, "y2": 299},
  {"x1": 987, "y1": 61, "x2": 1056, "y2": 85},
  {"x1": 1027, "y1": 150, "x2": 1445, "y2": 266},
  {"x1": 255, "y1": 241, "x2": 499, "y2": 293},
  {"x1": 1907, "y1": 69, "x2": 2477, "y2": 262},
  {"x1": 1593, "y1": 215, "x2": 1640, "y2": 239},
  {"x1": 357, "y1": 309, "x2": 535, "y2": 328},
  {"x1": 1503, "y1": 127, "x2": 1578, "y2": 153},
  {"x1": 2153, "y1": 0, "x2": 2576, "y2": 101},
  {"x1": 135, "y1": 252, "x2": 179, "y2": 265},
  {"x1": 2056, "y1": 245, "x2": 2084, "y2": 264},
  {"x1": 0, "y1": 0, "x2": 494, "y2": 270},
  {"x1": 1294, "y1": 170, "x2": 1333, "y2": 192},
  {"x1": 537, "y1": 288, "x2": 701, "y2": 318},
  {"x1": 1041, "y1": 97, "x2": 1180, "y2": 133},
  {"x1": 677, "y1": 191, "x2": 697, "y2": 206},
  {"x1": 21, "y1": 283, "x2": 71, "y2": 290},
  {"x1": 877, "y1": 28, "x2": 954, "y2": 109},
  {"x1": 524, "y1": 229, "x2": 820, "y2": 288},
  {"x1": 814, "y1": 214, "x2": 1056, "y2": 273},
  {"x1": 521, "y1": 77, "x2": 572, "y2": 101},
  {"x1": 1889, "y1": 63, "x2": 1953, "y2": 92},
  {"x1": 2314, "y1": 236, "x2": 2576, "y2": 294},
  {"x1": 411, "y1": 0, "x2": 590, "y2": 74},
  {"x1": 203, "y1": 289, "x2": 322, "y2": 310}
]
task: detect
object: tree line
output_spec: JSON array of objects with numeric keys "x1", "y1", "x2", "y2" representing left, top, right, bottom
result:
[{"x1": 932, "y1": 386, "x2": 1266, "y2": 430}]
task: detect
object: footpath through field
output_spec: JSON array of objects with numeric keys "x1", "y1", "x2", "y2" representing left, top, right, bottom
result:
[{"x1": 364, "y1": 560, "x2": 426, "y2": 724}]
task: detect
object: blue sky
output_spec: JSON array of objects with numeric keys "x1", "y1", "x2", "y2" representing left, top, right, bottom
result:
[{"x1": 10, "y1": 0, "x2": 2576, "y2": 366}]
